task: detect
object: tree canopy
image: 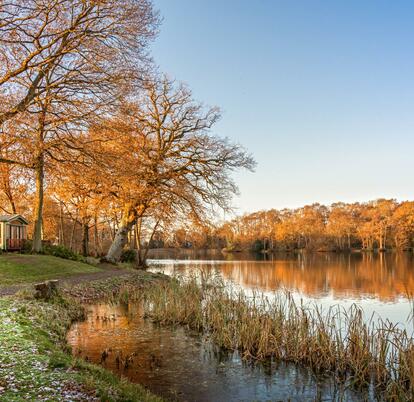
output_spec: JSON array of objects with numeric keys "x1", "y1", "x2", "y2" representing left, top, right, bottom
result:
[{"x1": 0, "y1": 2, "x2": 255, "y2": 264}]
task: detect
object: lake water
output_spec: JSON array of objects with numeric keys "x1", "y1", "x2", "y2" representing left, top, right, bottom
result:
[
  {"x1": 147, "y1": 250, "x2": 414, "y2": 328},
  {"x1": 67, "y1": 303, "x2": 367, "y2": 401},
  {"x1": 67, "y1": 251, "x2": 414, "y2": 401}
]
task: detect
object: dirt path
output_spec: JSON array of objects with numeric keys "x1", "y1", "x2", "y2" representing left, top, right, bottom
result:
[
  {"x1": 60, "y1": 264, "x2": 132, "y2": 286},
  {"x1": 0, "y1": 264, "x2": 133, "y2": 297}
]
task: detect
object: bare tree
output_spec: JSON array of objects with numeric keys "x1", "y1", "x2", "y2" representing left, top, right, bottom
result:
[
  {"x1": 0, "y1": 0, "x2": 158, "y2": 127},
  {"x1": 97, "y1": 77, "x2": 255, "y2": 263},
  {"x1": 0, "y1": 0, "x2": 159, "y2": 251}
]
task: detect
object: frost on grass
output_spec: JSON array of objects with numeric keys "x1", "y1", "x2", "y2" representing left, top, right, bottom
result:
[{"x1": 0, "y1": 299, "x2": 97, "y2": 401}]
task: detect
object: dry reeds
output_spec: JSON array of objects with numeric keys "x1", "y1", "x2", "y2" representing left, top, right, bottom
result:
[{"x1": 141, "y1": 276, "x2": 414, "y2": 401}]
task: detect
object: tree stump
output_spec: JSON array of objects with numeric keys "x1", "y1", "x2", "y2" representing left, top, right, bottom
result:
[{"x1": 34, "y1": 280, "x2": 59, "y2": 300}]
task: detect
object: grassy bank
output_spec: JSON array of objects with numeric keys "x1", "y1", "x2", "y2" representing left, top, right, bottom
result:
[
  {"x1": 0, "y1": 293, "x2": 163, "y2": 401},
  {"x1": 0, "y1": 253, "x2": 165, "y2": 401},
  {"x1": 0, "y1": 254, "x2": 101, "y2": 286},
  {"x1": 135, "y1": 277, "x2": 414, "y2": 401}
]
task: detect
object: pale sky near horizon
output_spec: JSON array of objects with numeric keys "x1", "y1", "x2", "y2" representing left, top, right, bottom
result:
[{"x1": 151, "y1": 0, "x2": 414, "y2": 214}]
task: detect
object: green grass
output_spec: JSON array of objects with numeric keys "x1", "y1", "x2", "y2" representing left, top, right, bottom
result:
[
  {"x1": 0, "y1": 254, "x2": 101, "y2": 286},
  {"x1": 0, "y1": 296, "x2": 163, "y2": 401}
]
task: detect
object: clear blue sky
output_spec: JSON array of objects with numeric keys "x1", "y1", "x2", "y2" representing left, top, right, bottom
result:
[{"x1": 151, "y1": 0, "x2": 414, "y2": 214}]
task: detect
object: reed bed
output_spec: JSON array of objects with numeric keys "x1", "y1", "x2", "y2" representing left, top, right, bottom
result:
[{"x1": 135, "y1": 276, "x2": 414, "y2": 401}]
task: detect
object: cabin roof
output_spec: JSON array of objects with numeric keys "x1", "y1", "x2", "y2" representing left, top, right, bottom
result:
[{"x1": 0, "y1": 214, "x2": 29, "y2": 225}]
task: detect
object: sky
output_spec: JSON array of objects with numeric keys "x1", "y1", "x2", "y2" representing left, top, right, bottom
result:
[{"x1": 151, "y1": 0, "x2": 414, "y2": 214}]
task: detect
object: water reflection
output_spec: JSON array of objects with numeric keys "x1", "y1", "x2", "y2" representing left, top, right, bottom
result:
[
  {"x1": 67, "y1": 303, "x2": 368, "y2": 402},
  {"x1": 147, "y1": 251, "x2": 414, "y2": 329},
  {"x1": 67, "y1": 252, "x2": 412, "y2": 401},
  {"x1": 148, "y1": 251, "x2": 414, "y2": 301}
]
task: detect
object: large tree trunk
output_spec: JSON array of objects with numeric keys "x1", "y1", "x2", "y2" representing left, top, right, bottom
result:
[
  {"x1": 32, "y1": 152, "x2": 44, "y2": 253},
  {"x1": 32, "y1": 105, "x2": 47, "y2": 253},
  {"x1": 103, "y1": 203, "x2": 138, "y2": 263}
]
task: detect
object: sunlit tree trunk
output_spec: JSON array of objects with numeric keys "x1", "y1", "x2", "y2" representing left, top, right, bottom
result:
[
  {"x1": 103, "y1": 203, "x2": 138, "y2": 263},
  {"x1": 382, "y1": 227, "x2": 387, "y2": 251},
  {"x1": 109, "y1": 222, "x2": 115, "y2": 242},
  {"x1": 32, "y1": 103, "x2": 48, "y2": 253},
  {"x1": 135, "y1": 218, "x2": 142, "y2": 252}
]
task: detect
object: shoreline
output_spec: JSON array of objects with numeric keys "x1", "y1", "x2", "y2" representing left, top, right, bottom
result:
[
  {"x1": 2, "y1": 260, "x2": 414, "y2": 401},
  {"x1": 0, "y1": 270, "x2": 167, "y2": 401},
  {"x1": 147, "y1": 247, "x2": 414, "y2": 255}
]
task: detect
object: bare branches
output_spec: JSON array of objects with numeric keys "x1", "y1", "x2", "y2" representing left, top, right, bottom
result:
[
  {"x1": 99, "y1": 77, "x2": 252, "y2": 217},
  {"x1": 0, "y1": 2, "x2": 254, "y2": 260},
  {"x1": 0, "y1": 0, "x2": 159, "y2": 126}
]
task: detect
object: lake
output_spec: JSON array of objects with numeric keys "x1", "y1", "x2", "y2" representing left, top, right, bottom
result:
[
  {"x1": 67, "y1": 251, "x2": 414, "y2": 401},
  {"x1": 148, "y1": 250, "x2": 414, "y2": 328}
]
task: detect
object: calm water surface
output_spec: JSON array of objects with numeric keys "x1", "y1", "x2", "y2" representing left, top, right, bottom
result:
[
  {"x1": 148, "y1": 250, "x2": 414, "y2": 327},
  {"x1": 68, "y1": 251, "x2": 414, "y2": 401},
  {"x1": 67, "y1": 303, "x2": 367, "y2": 402}
]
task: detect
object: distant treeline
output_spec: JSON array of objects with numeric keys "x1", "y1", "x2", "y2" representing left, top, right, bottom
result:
[{"x1": 154, "y1": 199, "x2": 414, "y2": 252}]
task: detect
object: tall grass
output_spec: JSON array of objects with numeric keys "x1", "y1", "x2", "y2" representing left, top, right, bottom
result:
[{"x1": 139, "y1": 276, "x2": 414, "y2": 401}]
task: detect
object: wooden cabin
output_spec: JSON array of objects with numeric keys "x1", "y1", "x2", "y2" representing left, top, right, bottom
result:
[{"x1": 0, "y1": 214, "x2": 28, "y2": 251}]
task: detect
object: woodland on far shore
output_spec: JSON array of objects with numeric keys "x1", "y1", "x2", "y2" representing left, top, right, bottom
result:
[
  {"x1": 4, "y1": 195, "x2": 414, "y2": 257},
  {"x1": 154, "y1": 199, "x2": 414, "y2": 253}
]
